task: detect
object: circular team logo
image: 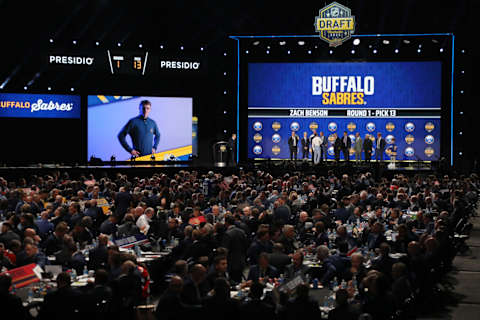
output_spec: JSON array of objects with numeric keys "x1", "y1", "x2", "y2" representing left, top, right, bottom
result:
[
  {"x1": 386, "y1": 122, "x2": 395, "y2": 132},
  {"x1": 349, "y1": 148, "x2": 355, "y2": 156},
  {"x1": 253, "y1": 121, "x2": 263, "y2": 131},
  {"x1": 424, "y1": 135, "x2": 435, "y2": 145},
  {"x1": 425, "y1": 122, "x2": 435, "y2": 132},
  {"x1": 253, "y1": 145, "x2": 263, "y2": 155},
  {"x1": 385, "y1": 135, "x2": 395, "y2": 144},
  {"x1": 272, "y1": 145, "x2": 281, "y2": 155},
  {"x1": 309, "y1": 122, "x2": 318, "y2": 131},
  {"x1": 404, "y1": 147, "x2": 415, "y2": 157},
  {"x1": 327, "y1": 146, "x2": 335, "y2": 156},
  {"x1": 405, "y1": 134, "x2": 415, "y2": 145},
  {"x1": 349, "y1": 134, "x2": 356, "y2": 143},
  {"x1": 272, "y1": 121, "x2": 281, "y2": 131},
  {"x1": 290, "y1": 122, "x2": 300, "y2": 132},
  {"x1": 424, "y1": 147, "x2": 435, "y2": 157},
  {"x1": 405, "y1": 122, "x2": 415, "y2": 132},
  {"x1": 366, "y1": 122, "x2": 376, "y2": 132},
  {"x1": 328, "y1": 122, "x2": 337, "y2": 132},
  {"x1": 272, "y1": 133, "x2": 281, "y2": 144},
  {"x1": 328, "y1": 134, "x2": 336, "y2": 144},
  {"x1": 347, "y1": 122, "x2": 356, "y2": 132},
  {"x1": 253, "y1": 133, "x2": 263, "y2": 143}
]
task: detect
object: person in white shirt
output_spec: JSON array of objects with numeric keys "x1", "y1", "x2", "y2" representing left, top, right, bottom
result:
[
  {"x1": 311, "y1": 134, "x2": 322, "y2": 164},
  {"x1": 136, "y1": 207, "x2": 155, "y2": 234}
]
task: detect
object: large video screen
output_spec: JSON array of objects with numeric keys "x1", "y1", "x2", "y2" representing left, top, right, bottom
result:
[
  {"x1": 0, "y1": 93, "x2": 81, "y2": 118},
  {"x1": 247, "y1": 62, "x2": 441, "y2": 161},
  {"x1": 88, "y1": 96, "x2": 193, "y2": 161}
]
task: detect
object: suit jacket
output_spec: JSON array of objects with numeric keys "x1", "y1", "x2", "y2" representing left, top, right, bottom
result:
[
  {"x1": 288, "y1": 135, "x2": 300, "y2": 150},
  {"x1": 247, "y1": 264, "x2": 278, "y2": 281},
  {"x1": 300, "y1": 137, "x2": 310, "y2": 149},
  {"x1": 354, "y1": 137, "x2": 363, "y2": 152},
  {"x1": 267, "y1": 252, "x2": 291, "y2": 274},
  {"x1": 334, "y1": 137, "x2": 343, "y2": 151},
  {"x1": 222, "y1": 225, "x2": 248, "y2": 269},
  {"x1": 375, "y1": 137, "x2": 386, "y2": 151},
  {"x1": 285, "y1": 263, "x2": 310, "y2": 280},
  {"x1": 340, "y1": 135, "x2": 351, "y2": 150},
  {"x1": 88, "y1": 244, "x2": 109, "y2": 271},
  {"x1": 363, "y1": 138, "x2": 373, "y2": 153}
]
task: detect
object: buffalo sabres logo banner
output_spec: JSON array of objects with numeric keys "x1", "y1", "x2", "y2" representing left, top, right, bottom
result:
[{"x1": 314, "y1": 2, "x2": 355, "y2": 47}]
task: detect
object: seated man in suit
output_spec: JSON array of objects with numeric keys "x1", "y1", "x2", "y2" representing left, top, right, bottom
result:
[
  {"x1": 246, "y1": 252, "x2": 278, "y2": 284},
  {"x1": 285, "y1": 250, "x2": 309, "y2": 281}
]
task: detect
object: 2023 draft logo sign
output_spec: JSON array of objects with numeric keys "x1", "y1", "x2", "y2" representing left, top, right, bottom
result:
[{"x1": 314, "y1": 2, "x2": 355, "y2": 47}]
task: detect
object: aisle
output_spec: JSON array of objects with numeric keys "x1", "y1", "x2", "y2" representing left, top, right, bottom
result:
[{"x1": 419, "y1": 213, "x2": 480, "y2": 319}]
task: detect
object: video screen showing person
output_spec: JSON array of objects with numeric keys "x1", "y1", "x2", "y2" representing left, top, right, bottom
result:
[{"x1": 88, "y1": 95, "x2": 193, "y2": 161}]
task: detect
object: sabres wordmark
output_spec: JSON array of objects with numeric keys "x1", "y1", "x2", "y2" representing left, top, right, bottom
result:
[{"x1": 312, "y1": 75, "x2": 374, "y2": 105}]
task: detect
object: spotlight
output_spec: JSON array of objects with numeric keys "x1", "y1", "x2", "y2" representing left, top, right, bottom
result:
[
  {"x1": 266, "y1": 50, "x2": 270, "y2": 54},
  {"x1": 459, "y1": 132, "x2": 463, "y2": 135},
  {"x1": 224, "y1": 110, "x2": 227, "y2": 114},
  {"x1": 160, "y1": 45, "x2": 164, "y2": 49},
  {"x1": 224, "y1": 130, "x2": 227, "y2": 133},
  {"x1": 253, "y1": 41, "x2": 260, "y2": 46},
  {"x1": 459, "y1": 152, "x2": 463, "y2": 156},
  {"x1": 72, "y1": 40, "x2": 77, "y2": 45},
  {"x1": 351, "y1": 49, "x2": 355, "y2": 54},
  {"x1": 24, "y1": 86, "x2": 27, "y2": 90},
  {"x1": 417, "y1": 49, "x2": 421, "y2": 53},
  {"x1": 49, "y1": 38, "x2": 54, "y2": 43},
  {"x1": 180, "y1": 46, "x2": 184, "y2": 50},
  {"x1": 373, "y1": 49, "x2": 377, "y2": 54},
  {"x1": 308, "y1": 50, "x2": 311, "y2": 54},
  {"x1": 223, "y1": 72, "x2": 227, "y2": 76},
  {"x1": 298, "y1": 41, "x2": 305, "y2": 46},
  {"x1": 47, "y1": 86, "x2": 51, "y2": 91},
  {"x1": 432, "y1": 39, "x2": 439, "y2": 43},
  {"x1": 460, "y1": 111, "x2": 464, "y2": 115},
  {"x1": 439, "y1": 48, "x2": 444, "y2": 52},
  {"x1": 329, "y1": 50, "x2": 333, "y2": 54},
  {"x1": 70, "y1": 88, "x2": 74, "y2": 92},
  {"x1": 395, "y1": 49, "x2": 399, "y2": 53},
  {"x1": 461, "y1": 49, "x2": 465, "y2": 53},
  {"x1": 461, "y1": 70, "x2": 464, "y2": 74},
  {"x1": 287, "y1": 50, "x2": 291, "y2": 54},
  {"x1": 279, "y1": 41, "x2": 286, "y2": 46},
  {"x1": 245, "y1": 50, "x2": 249, "y2": 54},
  {"x1": 418, "y1": 44, "x2": 422, "y2": 48},
  {"x1": 382, "y1": 39, "x2": 390, "y2": 45},
  {"x1": 223, "y1": 91, "x2": 227, "y2": 94},
  {"x1": 139, "y1": 44, "x2": 143, "y2": 48},
  {"x1": 267, "y1": 46, "x2": 270, "y2": 49},
  {"x1": 224, "y1": 52, "x2": 227, "y2": 56},
  {"x1": 403, "y1": 39, "x2": 410, "y2": 44},
  {"x1": 117, "y1": 42, "x2": 121, "y2": 47},
  {"x1": 353, "y1": 39, "x2": 360, "y2": 45},
  {"x1": 200, "y1": 47, "x2": 204, "y2": 51},
  {"x1": 95, "y1": 41, "x2": 100, "y2": 46},
  {"x1": 368, "y1": 45, "x2": 372, "y2": 48},
  {"x1": 314, "y1": 45, "x2": 318, "y2": 49},
  {"x1": 460, "y1": 90, "x2": 464, "y2": 94}
]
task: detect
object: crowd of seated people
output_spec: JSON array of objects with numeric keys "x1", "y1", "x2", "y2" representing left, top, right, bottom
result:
[{"x1": 0, "y1": 169, "x2": 477, "y2": 319}]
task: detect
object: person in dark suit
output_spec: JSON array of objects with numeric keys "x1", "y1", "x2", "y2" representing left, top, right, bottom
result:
[
  {"x1": 363, "y1": 134, "x2": 373, "y2": 162},
  {"x1": 319, "y1": 131, "x2": 328, "y2": 162},
  {"x1": 155, "y1": 275, "x2": 187, "y2": 320},
  {"x1": 301, "y1": 131, "x2": 310, "y2": 160},
  {"x1": 285, "y1": 250, "x2": 310, "y2": 280},
  {"x1": 228, "y1": 133, "x2": 237, "y2": 166},
  {"x1": 288, "y1": 131, "x2": 300, "y2": 160},
  {"x1": 181, "y1": 264, "x2": 208, "y2": 306},
  {"x1": 375, "y1": 132, "x2": 386, "y2": 162},
  {"x1": 340, "y1": 131, "x2": 351, "y2": 162},
  {"x1": 222, "y1": 215, "x2": 248, "y2": 282},
  {"x1": 111, "y1": 261, "x2": 143, "y2": 320},
  {"x1": 246, "y1": 252, "x2": 278, "y2": 282},
  {"x1": 114, "y1": 187, "x2": 132, "y2": 219},
  {"x1": 88, "y1": 234, "x2": 109, "y2": 271},
  {"x1": 366, "y1": 222, "x2": 387, "y2": 250},
  {"x1": 333, "y1": 133, "x2": 342, "y2": 162},
  {"x1": 267, "y1": 243, "x2": 291, "y2": 274}
]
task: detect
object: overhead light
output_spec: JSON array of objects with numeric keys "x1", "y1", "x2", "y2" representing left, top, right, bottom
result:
[
  {"x1": 353, "y1": 39, "x2": 360, "y2": 45},
  {"x1": 49, "y1": 39, "x2": 54, "y2": 43},
  {"x1": 382, "y1": 39, "x2": 390, "y2": 45},
  {"x1": 459, "y1": 132, "x2": 463, "y2": 135},
  {"x1": 308, "y1": 50, "x2": 311, "y2": 54},
  {"x1": 395, "y1": 49, "x2": 399, "y2": 53},
  {"x1": 417, "y1": 49, "x2": 421, "y2": 53},
  {"x1": 72, "y1": 40, "x2": 77, "y2": 45},
  {"x1": 266, "y1": 50, "x2": 270, "y2": 54},
  {"x1": 47, "y1": 86, "x2": 51, "y2": 91},
  {"x1": 439, "y1": 48, "x2": 444, "y2": 52},
  {"x1": 223, "y1": 72, "x2": 227, "y2": 76},
  {"x1": 329, "y1": 50, "x2": 333, "y2": 54},
  {"x1": 403, "y1": 39, "x2": 410, "y2": 44},
  {"x1": 180, "y1": 46, "x2": 184, "y2": 50},
  {"x1": 24, "y1": 86, "x2": 27, "y2": 90},
  {"x1": 298, "y1": 41, "x2": 305, "y2": 46},
  {"x1": 287, "y1": 50, "x2": 291, "y2": 54},
  {"x1": 117, "y1": 42, "x2": 121, "y2": 47},
  {"x1": 245, "y1": 50, "x2": 249, "y2": 54},
  {"x1": 373, "y1": 49, "x2": 377, "y2": 54},
  {"x1": 432, "y1": 39, "x2": 439, "y2": 43},
  {"x1": 253, "y1": 41, "x2": 260, "y2": 46},
  {"x1": 160, "y1": 45, "x2": 164, "y2": 49},
  {"x1": 461, "y1": 49, "x2": 465, "y2": 53},
  {"x1": 139, "y1": 44, "x2": 143, "y2": 48},
  {"x1": 223, "y1": 91, "x2": 227, "y2": 95},
  {"x1": 279, "y1": 41, "x2": 286, "y2": 46},
  {"x1": 351, "y1": 49, "x2": 355, "y2": 54},
  {"x1": 95, "y1": 41, "x2": 100, "y2": 46},
  {"x1": 418, "y1": 44, "x2": 422, "y2": 48},
  {"x1": 459, "y1": 152, "x2": 463, "y2": 156},
  {"x1": 223, "y1": 52, "x2": 227, "y2": 56},
  {"x1": 70, "y1": 88, "x2": 74, "y2": 92},
  {"x1": 200, "y1": 47, "x2": 204, "y2": 51}
]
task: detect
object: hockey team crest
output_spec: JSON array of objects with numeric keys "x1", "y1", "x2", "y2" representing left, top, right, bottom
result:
[{"x1": 314, "y1": 2, "x2": 355, "y2": 47}]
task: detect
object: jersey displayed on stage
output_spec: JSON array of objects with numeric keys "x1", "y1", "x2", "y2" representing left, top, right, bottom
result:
[{"x1": 247, "y1": 61, "x2": 441, "y2": 161}]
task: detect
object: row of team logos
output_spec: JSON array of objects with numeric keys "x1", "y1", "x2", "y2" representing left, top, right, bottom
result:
[
  {"x1": 252, "y1": 121, "x2": 435, "y2": 133},
  {"x1": 252, "y1": 145, "x2": 435, "y2": 158},
  {"x1": 254, "y1": 133, "x2": 435, "y2": 145}
]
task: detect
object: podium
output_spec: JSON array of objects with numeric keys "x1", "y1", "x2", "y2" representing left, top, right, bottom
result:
[{"x1": 213, "y1": 141, "x2": 229, "y2": 167}]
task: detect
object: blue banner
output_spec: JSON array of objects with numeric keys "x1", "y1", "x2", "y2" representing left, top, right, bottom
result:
[
  {"x1": 248, "y1": 62, "x2": 441, "y2": 108},
  {"x1": 0, "y1": 93, "x2": 81, "y2": 119}
]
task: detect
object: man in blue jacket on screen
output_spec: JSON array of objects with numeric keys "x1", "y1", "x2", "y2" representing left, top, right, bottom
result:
[{"x1": 118, "y1": 100, "x2": 160, "y2": 157}]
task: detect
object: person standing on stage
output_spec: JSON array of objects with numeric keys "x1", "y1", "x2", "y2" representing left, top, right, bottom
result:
[
  {"x1": 228, "y1": 133, "x2": 237, "y2": 166},
  {"x1": 375, "y1": 132, "x2": 386, "y2": 162},
  {"x1": 288, "y1": 131, "x2": 300, "y2": 161},
  {"x1": 388, "y1": 137, "x2": 398, "y2": 168},
  {"x1": 354, "y1": 132, "x2": 363, "y2": 162},
  {"x1": 319, "y1": 131, "x2": 328, "y2": 162},
  {"x1": 309, "y1": 129, "x2": 317, "y2": 160},
  {"x1": 301, "y1": 132, "x2": 310, "y2": 160},
  {"x1": 363, "y1": 134, "x2": 373, "y2": 162},
  {"x1": 118, "y1": 100, "x2": 160, "y2": 158},
  {"x1": 311, "y1": 133, "x2": 321, "y2": 165},
  {"x1": 341, "y1": 131, "x2": 351, "y2": 162},
  {"x1": 333, "y1": 133, "x2": 342, "y2": 162}
]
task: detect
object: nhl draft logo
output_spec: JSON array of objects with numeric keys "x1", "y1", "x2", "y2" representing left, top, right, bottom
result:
[
  {"x1": 272, "y1": 133, "x2": 281, "y2": 144},
  {"x1": 314, "y1": 2, "x2": 355, "y2": 47},
  {"x1": 272, "y1": 145, "x2": 281, "y2": 155},
  {"x1": 253, "y1": 121, "x2": 263, "y2": 131},
  {"x1": 405, "y1": 134, "x2": 415, "y2": 145},
  {"x1": 386, "y1": 122, "x2": 395, "y2": 132},
  {"x1": 290, "y1": 122, "x2": 300, "y2": 132},
  {"x1": 253, "y1": 133, "x2": 263, "y2": 143},
  {"x1": 347, "y1": 122, "x2": 356, "y2": 132},
  {"x1": 253, "y1": 145, "x2": 263, "y2": 155},
  {"x1": 404, "y1": 147, "x2": 415, "y2": 157},
  {"x1": 424, "y1": 147, "x2": 435, "y2": 158},
  {"x1": 405, "y1": 122, "x2": 415, "y2": 133},
  {"x1": 425, "y1": 122, "x2": 435, "y2": 132},
  {"x1": 309, "y1": 122, "x2": 319, "y2": 131},
  {"x1": 272, "y1": 121, "x2": 281, "y2": 131},
  {"x1": 424, "y1": 135, "x2": 434, "y2": 145},
  {"x1": 328, "y1": 122, "x2": 338, "y2": 132},
  {"x1": 366, "y1": 122, "x2": 376, "y2": 132}
]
